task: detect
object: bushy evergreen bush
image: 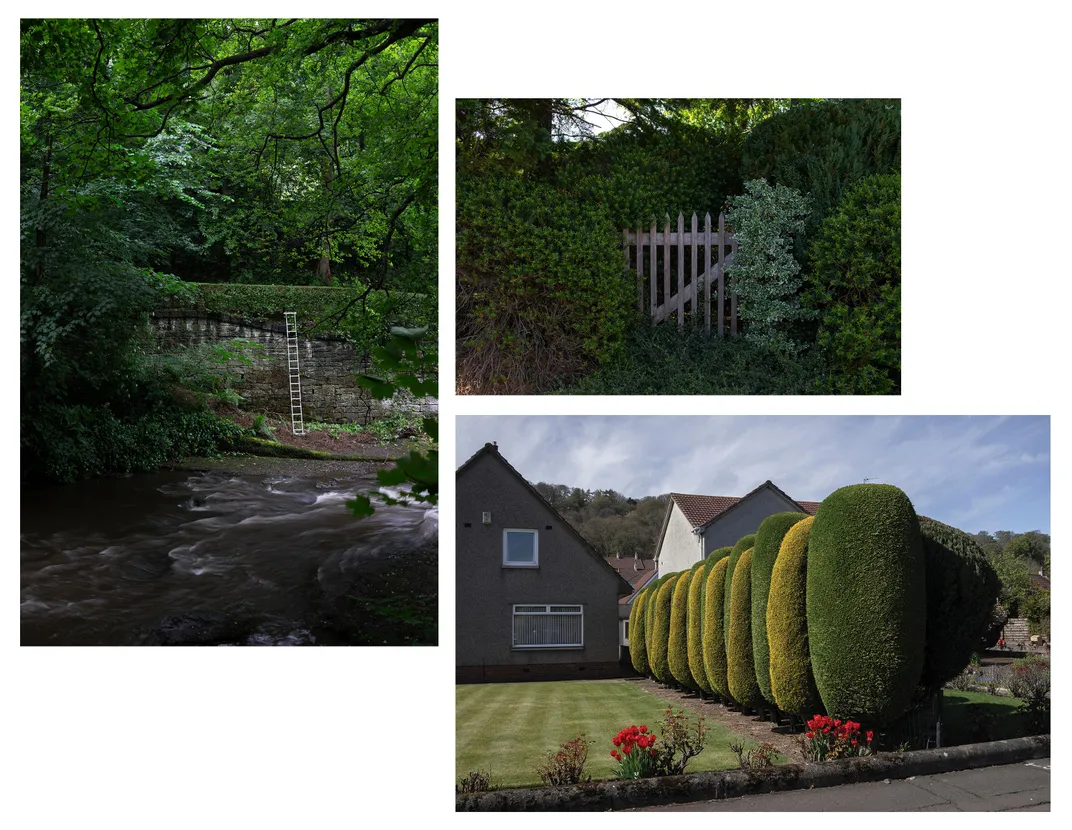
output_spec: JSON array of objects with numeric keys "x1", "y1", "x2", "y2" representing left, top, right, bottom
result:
[
  {"x1": 668, "y1": 570, "x2": 697, "y2": 689},
  {"x1": 767, "y1": 516, "x2": 823, "y2": 715},
  {"x1": 751, "y1": 512, "x2": 809, "y2": 705},
  {"x1": 727, "y1": 549, "x2": 764, "y2": 708},
  {"x1": 804, "y1": 174, "x2": 901, "y2": 394},
  {"x1": 686, "y1": 560, "x2": 712, "y2": 693},
  {"x1": 649, "y1": 575, "x2": 678, "y2": 683},
  {"x1": 723, "y1": 534, "x2": 757, "y2": 643},
  {"x1": 644, "y1": 575, "x2": 669, "y2": 666},
  {"x1": 629, "y1": 590, "x2": 650, "y2": 676},
  {"x1": 807, "y1": 484, "x2": 926, "y2": 722},
  {"x1": 456, "y1": 171, "x2": 632, "y2": 394},
  {"x1": 742, "y1": 98, "x2": 900, "y2": 242},
  {"x1": 918, "y1": 517, "x2": 1001, "y2": 692},
  {"x1": 703, "y1": 555, "x2": 732, "y2": 699}
]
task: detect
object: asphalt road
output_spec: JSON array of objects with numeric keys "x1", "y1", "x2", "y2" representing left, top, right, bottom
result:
[{"x1": 635, "y1": 759, "x2": 1051, "y2": 812}]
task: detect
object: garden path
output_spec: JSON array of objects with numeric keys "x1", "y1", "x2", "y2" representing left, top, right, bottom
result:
[{"x1": 627, "y1": 677, "x2": 802, "y2": 762}]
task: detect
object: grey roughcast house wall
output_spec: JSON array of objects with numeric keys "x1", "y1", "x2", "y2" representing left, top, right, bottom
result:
[{"x1": 456, "y1": 443, "x2": 633, "y2": 683}]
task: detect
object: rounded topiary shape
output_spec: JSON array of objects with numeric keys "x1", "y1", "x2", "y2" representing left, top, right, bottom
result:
[
  {"x1": 752, "y1": 512, "x2": 809, "y2": 705},
  {"x1": 702, "y1": 556, "x2": 732, "y2": 699},
  {"x1": 807, "y1": 483, "x2": 926, "y2": 722},
  {"x1": 723, "y1": 534, "x2": 757, "y2": 644},
  {"x1": 727, "y1": 549, "x2": 764, "y2": 708},
  {"x1": 644, "y1": 576, "x2": 669, "y2": 666},
  {"x1": 629, "y1": 589, "x2": 650, "y2": 676},
  {"x1": 686, "y1": 560, "x2": 712, "y2": 693},
  {"x1": 668, "y1": 570, "x2": 697, "y2": 689},
  {"x1": 918, "y1": 517, "x2": 1001, "y2": 692},
  {"x1": 649, "y1": 575, "x2": 678, "y2": 684},
  {"x1": 767, "y1": 515, "x2": 823, "y2": 716}
]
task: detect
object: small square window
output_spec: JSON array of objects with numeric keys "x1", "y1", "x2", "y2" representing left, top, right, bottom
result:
[{"x1": 503, "y1": 529, "x2": 538, "y2": 567}]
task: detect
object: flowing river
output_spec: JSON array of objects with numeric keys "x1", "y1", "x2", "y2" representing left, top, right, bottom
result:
[{"x1": 20, "y1": 468, "x2": 437, "y2": 645}]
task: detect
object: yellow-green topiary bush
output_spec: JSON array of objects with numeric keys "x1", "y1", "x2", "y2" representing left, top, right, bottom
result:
[
  {"x1": 649, "y1": 575, "x2": 678, "y2": 684},
  {"x1": 687, "y1": 560, "x2": 713, "y2": 694},
  {"x1": 723, "y1": 534, "x2": 757, "y2": 644},
  {"x1": 703, "y1": 555, "x2": 732, "y2": 698},
  {"x1": 629, "y1": 589, "x2": 650, "y2": 676},
  {"x1": 767, "y1": 515, "x2": 823, "y2": 716},
  {"x1": 727, "y1": 548, "x2": 765, "y2": 708},
  {"x1": 752, "y1": 512, "x2": 809, "y2": 706},
  {"x1": 668, "y1": 569, "x2": 697, "y2": 689}
]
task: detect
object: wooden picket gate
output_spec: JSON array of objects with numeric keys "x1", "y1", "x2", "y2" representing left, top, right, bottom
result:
[{"x1": 623, "y1": 212, "x2": 738, "y2": 337}]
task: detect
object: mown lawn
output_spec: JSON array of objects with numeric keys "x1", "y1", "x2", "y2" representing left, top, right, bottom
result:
[
  {"x1": 456, "y1": 679, "x2": 754, "y2": 789},
  {"x1": 942, "y1": 690, "x2": 1029, "y2": 744}
]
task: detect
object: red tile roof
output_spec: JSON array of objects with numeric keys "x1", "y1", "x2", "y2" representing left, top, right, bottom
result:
[
  {"x1": 670, "y1": 492, "x2": 820, "y2": 529},
  {"x1": 604, "y1": 555, "x2": 657, "y2": 587}
]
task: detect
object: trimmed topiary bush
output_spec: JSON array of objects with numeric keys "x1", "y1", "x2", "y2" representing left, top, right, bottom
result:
[
  {"x1": 644, "y1": 575, "x2": 669, "y2": 667},
  {"x1": 668, "y1": 570, "x2": 697, "y2": 689},
  {"x1": 727, "y1": 548, "x2": 764, "y2": 708},
  {"x1": 629, "y1": 589, "x2": 650, "y2": 676},
  {"x1": 918, "y1": 517, "x2": 1001, "y2": 693},
  {"x1": 751, "y1": 512, "x2": 809, "y2": 705},
  {"x1": 686, "y1": 560, "x2": 712, "y2": 694},
  {"x1": 649, "y1": 575, "x2": 678, "y2": 684},
  {"x1": 767, "y1": 515, "x2": 824, "y2": 716},
  {"x1": 703, "y1": 555, "x2": 732, "y2": 699},
  {"x1": 807, "y1": 483, "x2": 926, "y2": 722},
  {"x1": 804, "y1": 174, "x2": 901, "y2": 395},
  {"x1": 723, "y1": 534, "x2": 757, "y2": 644}
]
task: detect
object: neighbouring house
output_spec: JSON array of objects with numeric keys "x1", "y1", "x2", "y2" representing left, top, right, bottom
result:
[
  {"x1": 606, "y1": 552, "x2": 657, "y2": 659},
  {"x1": 655, "y1": 481, "x2": 820, "y2": 576},
  {"x1": 456, "y1": 443, "x2": 634, "y2": 683}
]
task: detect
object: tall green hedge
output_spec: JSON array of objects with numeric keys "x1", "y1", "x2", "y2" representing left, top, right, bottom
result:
[
  {"x1": 629, "y1": 590, "x2": 650, "y2": 676},
  {"x1": 751, "y1": 512, "x2": 809, "y2": 705},
  {"x1": 807, "y1": 484, "x2": 926, "y2": 722},
  {"x1": 703, "y1": 556, "x2": 732, "y2": 699},
  {"x1": 649, "y1": 575, "x2": 678, "y2": 684},
  {"x1": 918, "y1": 517, "x2": 1001, "y2": 692},
  {"x1": 644, "y1": 575, "x2": 669, "y2": 666},
  {"x1": 767, "y1": 515, "x2": 823, "y2": 716},
  {"x1": 742, "y1": 98, "x2": 900, "y2": 243},
  {"x1": 668, "y1": 570, "x2": 697, "y2": 689},
  {"x1": 804, "y1": 174, "x2": 901, "y2": 395},
  {"x1": 686, "y1": 560, "x2": 712, "y2": 693},
  {"x1": 723, "y1": 533, "x2": 757, "y2": 644},
  {"x1": 727, "y1": 548, "x2": 764, "y2": 708}
]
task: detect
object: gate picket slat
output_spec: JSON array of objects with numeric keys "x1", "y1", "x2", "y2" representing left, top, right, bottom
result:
[
  {"x1": 677, "y1": 212, "x2": 685, "y2": 329},
  {"x1": 690, "y1": 212, "x2": 698, "y2": 330},
  {"x1": 704, "y1": 212, "x2": 712, "y2": 337},
  {"x1": 717, "y1": 211, "x2": 725, "y2": 338},
  {"x1": 663, "y1": 215, "x2": 671, "y2": 327},
  {"x1": 650, "y1": 219, "x2": 657, "y2": 321},
  {"x1": 730, "y1": 235, "x2": 738, "y2": 337},
  {"x1": 635, "y1": 226, "x2": 643, "y2": 312}
]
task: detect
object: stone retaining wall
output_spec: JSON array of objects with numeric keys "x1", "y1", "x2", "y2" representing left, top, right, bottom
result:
[{"x1": 150, "y1": 310, "x2": 437, "y2": 425}]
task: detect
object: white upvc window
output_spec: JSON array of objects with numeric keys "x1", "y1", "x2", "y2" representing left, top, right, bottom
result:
[
  {"x1": 512, "y1": 604, "x2": 583, "y2": 648},
  {"x1": 503, "y1": 528, "x2": 538, "y2": 567}
]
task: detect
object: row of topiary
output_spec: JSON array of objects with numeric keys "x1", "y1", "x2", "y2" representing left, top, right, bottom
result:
[{"x1": 628, "y1": 483, "x2": 999, "y2": 725}]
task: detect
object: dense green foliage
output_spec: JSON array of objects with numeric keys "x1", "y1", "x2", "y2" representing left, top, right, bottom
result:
[
  {"x1": 726, "y1": 549, "x2": 764, "y2": 708},
  {"x1": 644, "y1": 576, "x2": 668, "y2": 660},
  {"x1": 807, "y1": 484, "x2": 926, "y2": 722},
  {"x1": 21, "y1": 19, "x2": 438, "y2": 483},
  {"x1": 560, "y1": 308, "x2": 830, "y2": 395},
  {"x1": 805, "y1": 174, "x2": 901, "y2": 394},
  {"x1": 629, "y1": 590, "x2": 650, "y2": 675},
  {"x1": 726, "y1": 181, "x2": 810, "y2": 350},
  {"x1": 667, "y1": 570, "x2": 697, "y2": 689},
  {"x1": 723, "y1": 534, "x2": 757, "y2": 644},
  {"x1": 687, "y1": 560, "x2": 713, "y2": 694},
  {"x1": 750, "y1": 512, "x2": 808, "y2": 705},
  {"x1": 741, "y1": 98, "x2": 900, "y2": 244},
  {"x1": 649, "y1": 576, "x2": 678, "y2": 683},
  {"x1": 702, "y1": 555, "x2": 732, "y2": 698},
  {"x1": 918, "y1": 518, "x2": 1001, "y2": 691},
  {"x1": 766, "y1": 516, "x2": 823, "y2": 716}
]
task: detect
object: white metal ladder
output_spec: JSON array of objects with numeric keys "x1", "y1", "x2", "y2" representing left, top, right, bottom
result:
[{"x1": 283, "y1": 312, "x2": 305, "y2": 435}]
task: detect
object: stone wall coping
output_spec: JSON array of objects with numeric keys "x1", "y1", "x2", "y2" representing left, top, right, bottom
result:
[
  {"x1": 455, "y1": 734, "x2": 1051, "y2": 812},
  {"x1": 151, "y1": 309, "x2": 352, "y2": 341}
]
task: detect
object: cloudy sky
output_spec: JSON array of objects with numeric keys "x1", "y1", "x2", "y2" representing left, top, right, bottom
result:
[{"x1": 456, "y1": 416, "x2": 1050, "y2": 534}]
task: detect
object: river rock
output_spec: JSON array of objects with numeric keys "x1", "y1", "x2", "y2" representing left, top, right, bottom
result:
[{"x1": 150, "y1": 612, "x2": 251, "y2": 645}]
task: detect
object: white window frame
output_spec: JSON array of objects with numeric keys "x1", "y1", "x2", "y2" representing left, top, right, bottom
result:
[
  {"x1": 512, "y1": 603, "x2": 584, "y2": 649},
  {"x1": 502, "y1": 528, "x2": 539, "y2": 568}
]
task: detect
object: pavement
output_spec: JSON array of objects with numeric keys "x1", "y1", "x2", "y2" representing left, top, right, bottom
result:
[{"x1": 635, "y1": 759, "x2": 1051, "y2": 812}]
